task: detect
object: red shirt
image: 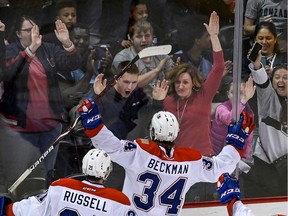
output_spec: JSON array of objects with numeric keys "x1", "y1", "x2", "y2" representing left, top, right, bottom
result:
[
  {"x1": 164, "y1": 51, "x2": 224, "y2": 156},
  {"x1": 13, "y1": 57, "x2": 58, "y2": 132}
]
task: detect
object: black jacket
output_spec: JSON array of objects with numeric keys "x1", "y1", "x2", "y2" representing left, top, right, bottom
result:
[{"x1": 0, "y1": 40, "x2": 81, "y2": 127}]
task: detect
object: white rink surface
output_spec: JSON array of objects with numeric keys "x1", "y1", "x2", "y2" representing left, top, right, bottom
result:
[{"x1": 180, "y1": 201, "x2": 288, "y2": 216}]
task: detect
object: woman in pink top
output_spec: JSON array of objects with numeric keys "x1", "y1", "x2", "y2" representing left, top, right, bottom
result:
[
  {"x1": 164, "y1": 11, "x2": 225, "y2": 156},
  {"x1": 211, "y1": 75, "x2": 256, "y2": 160}
]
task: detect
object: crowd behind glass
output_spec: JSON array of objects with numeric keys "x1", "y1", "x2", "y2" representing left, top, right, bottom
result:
[{"x1": 0, "y1": 0, "x2": 287, "y2": 202}]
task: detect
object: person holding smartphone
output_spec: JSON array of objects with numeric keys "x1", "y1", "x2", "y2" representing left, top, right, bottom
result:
[
  {"x1": 242, "y1": 45, "x2": 288, "y2": 197},
  {"x1": 243, "y1": 21, "x2": 287, "y2": 127},
  {"x1": 246, "y1": 21, "x2": 287, "y2": 77}
]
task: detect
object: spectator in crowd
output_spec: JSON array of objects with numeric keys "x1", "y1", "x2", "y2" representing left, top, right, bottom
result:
[
  {"x1": 217, "y1": 173, "x2": 255, "y2": 216},
  {"x1": 58, "y1": 23, "x2": 97, "y2": 112},
  {"x1": 56, "y1": 0, "x2": 76, "y2": 30},
  {"x1": 93, "y1": 62, "x2": 168, "y2": 140},
  {"x1": 57, "y1": 23, "x2": 113, "y2": 111},
  {"x1": 163, "y1": 11, "x2": 224, "y2": 201},
  {"x1": 112, "y1": 20, "x2": 174, "y2": 138},
  {"x1": 118, "y1": 0, "x2": 149, "y2": 50},
  {"x1": 0, "y1": 21, "x2": 44, "y2": 196},
  {"x1": 173, "y1": 14, "x2": 232, "y2": 80},
  {"x1": 77, "y1": 94, "x2": 255, "y2": 215},
  {"x1": 243, "y1": 21, "x2": 287, "y2": 128},
  {"x1": 252, "y1": 21, "x2": 287, "y2": 76},
  {"x1": 42, "y1": 0, "x2": 77, "y2": 47},
  {"x1": 91, "y1": 61, "x2": 168, "y2": 191},
  {"x1": 244, "y1": 0, "x2": 287, "y2": 53},
  {"x1": 0, "y1": 16, "x2": 81, "y2": 185},
  {"x1": 211, "y1": 75, "x2": 255, "y2": 161},
  {"x1": 0, "y1": 148, "x2": 136, "y2": 215},
  {"x1": 164, "y1": 11, "x2": 224, "y2": 156},
  {"x1": 1, "y1": 0, "x2": 44, "y2": 44},
  {"x1": 119, "y1": 0, "x2": 164, "y2": 51},
  {"x1": 113, "y1": 20, "x2": 173, "y2": 94},
  {"x1": 242, "y1": 52, "x2": 287, "y2": 197}
]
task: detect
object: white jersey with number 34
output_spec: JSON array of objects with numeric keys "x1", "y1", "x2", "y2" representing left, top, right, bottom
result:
[{"x1": 88, "y1": 125, "x2": 241, "y2": 216}]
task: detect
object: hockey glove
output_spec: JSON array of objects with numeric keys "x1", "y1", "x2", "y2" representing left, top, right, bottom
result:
[
  {"x1": 0, "y1": 196, "x2": 12, "y2": 216},
  {"x1": 225, "y1": 112, "x2": 256, "y2": 150},
  {"x1": 77, "y1": 98, "x2": 103, "y2": 129},
  {"x1": 217, "y1": 173, "x2": 241, "y2": 205}
]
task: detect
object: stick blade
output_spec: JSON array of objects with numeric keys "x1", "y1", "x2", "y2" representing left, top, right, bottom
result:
[{"x1": 138, "y1": 45, "x2": 172, "y2": 59}]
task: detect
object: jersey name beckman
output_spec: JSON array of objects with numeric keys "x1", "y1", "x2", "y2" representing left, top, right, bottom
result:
[{"x1": 88, "y1": 125, "x2": 241, "y2": 216}]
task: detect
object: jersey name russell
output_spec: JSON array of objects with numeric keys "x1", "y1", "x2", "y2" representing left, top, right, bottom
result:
[{"x1": 63, "y1": 190, "x2": 108, "y2": 212}]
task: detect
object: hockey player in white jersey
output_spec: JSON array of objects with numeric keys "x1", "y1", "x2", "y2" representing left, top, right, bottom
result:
[
  {"x1": 77, "y1": 98, "x2": 256, "y2": 216},
  {"x1": 0, "y1": 148, "x2": 136, "y2": 216},
  {"x1": 217, "y1": 173, "x2": 255, "y2": 216}
]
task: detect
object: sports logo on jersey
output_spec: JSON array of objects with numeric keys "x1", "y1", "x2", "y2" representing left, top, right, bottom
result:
[
  {"x1": 124, "y1": 141, "x2": 137, "y2": 152},
  {"x1": 35, "y1": 190, "x2": 48, "y2": 202},
  {"x1": 202, "y1": 156, "x2": 213, "y2": 170}
]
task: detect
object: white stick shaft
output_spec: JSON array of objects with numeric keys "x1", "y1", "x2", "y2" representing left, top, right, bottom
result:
[
  {"x1": 8, "y1": 170, "x2": 32, "y2": 193},
  {"x1": 8, "y1": 145, "x2": 55, "y2": 193}
]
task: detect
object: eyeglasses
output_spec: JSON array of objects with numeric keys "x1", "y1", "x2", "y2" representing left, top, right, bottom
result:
[{"x1": 20, "y1": 28, "x2": 33, "y2": 33}]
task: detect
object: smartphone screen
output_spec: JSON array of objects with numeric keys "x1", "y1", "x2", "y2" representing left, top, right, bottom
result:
[{"x1": 247, "y1": 42, "x2": 263, "y2": 62}]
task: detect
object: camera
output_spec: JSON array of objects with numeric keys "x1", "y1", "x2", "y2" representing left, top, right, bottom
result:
[{"x1": 90, "y1": 44, "x2": 110, "y2": 60}]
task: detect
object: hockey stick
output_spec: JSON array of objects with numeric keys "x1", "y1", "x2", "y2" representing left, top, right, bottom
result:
[{"x1": 8, "y1": 45, "x2": 172, "y2": 193}]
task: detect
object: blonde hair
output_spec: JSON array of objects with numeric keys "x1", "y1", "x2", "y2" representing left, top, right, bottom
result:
[{"x1": 128, "y1": 20, "x2": 153, "y2": 38}]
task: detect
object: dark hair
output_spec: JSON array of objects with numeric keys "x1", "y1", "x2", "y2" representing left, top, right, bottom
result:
[
  {"x1": 129, "y1": 0, "x2": 147, "y2": 14},
  {"x1": 271, "y1": 63, "x2": 288, "y2": 80},
  {"x1": 128, "y1": 20, "x2": 153, "y2": 38},
  {"x1": 129, "y1": 0, "x2": 147, "y2": 21},
  {"x1": 254, "y1": 21, "x2": 280, "y2": 54},
  {"x1": 56, "y1": 0, "x2": 77, "y2": 13},
  {"x1": 117, "y1": 61, "x2": 139, "y2": 75},
  {"x1": 271, "y1": 64, "x2": 288, "y2": 125},
  {"x1": 167, "y1": 63, "x2": 203, "y2": 98},
  {"x1": 217, "y1": 75, "x2": 233, "y2": 102},
  {"x1": 14, "y1": 15, "x2": 38, "y2": 32}
]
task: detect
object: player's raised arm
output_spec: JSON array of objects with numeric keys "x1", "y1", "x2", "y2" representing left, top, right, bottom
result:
[
  {"x1": 217, "y1": 173, "x2": 255, "y2": 216},
  {"x1": 225, "y1": 112, "x2": 256, "y2": 157}
]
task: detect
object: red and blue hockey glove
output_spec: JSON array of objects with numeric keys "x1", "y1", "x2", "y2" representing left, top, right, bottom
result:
[
  {"x1": 0, "y1": 195, "x2": 12, "y2": 216},
  {"x1": 217, "y1": 173, "x2": 241, "y2": 205},
  {"x1": 77, "y1": 98, "x2": 103, "y2": 129},
  {"x1": 225, "y1": 112, "x2": 256, "y2": 150}
]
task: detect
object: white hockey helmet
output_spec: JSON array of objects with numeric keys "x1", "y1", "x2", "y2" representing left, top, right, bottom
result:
[
  {"x1": 150, "y1": 111, "x2": 180, "y2": 142},
  {"x1": 82, "y1": 149, "x2": 113, "y2": 180}
]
